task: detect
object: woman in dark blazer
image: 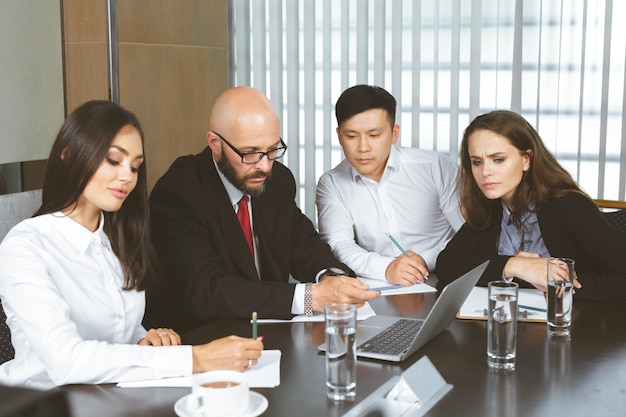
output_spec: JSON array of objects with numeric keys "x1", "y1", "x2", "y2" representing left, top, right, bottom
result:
[{"x1": 436, "y1": 110, "x2": 626, "y2": 303}]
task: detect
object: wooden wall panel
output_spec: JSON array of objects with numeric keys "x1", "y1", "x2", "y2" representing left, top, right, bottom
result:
[
  {"x1": 119, "y1": 44, "x2": 228, "y2": 191},
  {"x1": 117, "y1": 0, "x2": 227, "y2": 47},
  {"x1": 117, "y1": 0, "x2": 229, "y2": 191},
  {"x1": 61, "y1": 0, "x2": 109, "y2": 113}
]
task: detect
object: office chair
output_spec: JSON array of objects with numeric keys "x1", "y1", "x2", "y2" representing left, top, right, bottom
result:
[
  {"x1": 594, "y1": 199, "x2": 626, "y2": 236},
  {"x1": 0, "y1": 301, "x2": 14, "y2": 365},
  {"x1": 0, "y1": 189, "x2": 43, "y2": 365}
]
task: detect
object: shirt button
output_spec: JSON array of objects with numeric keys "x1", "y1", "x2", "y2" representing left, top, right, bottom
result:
[{"x1": 118, "y1": 314, "x2": 124, "y2": 320}]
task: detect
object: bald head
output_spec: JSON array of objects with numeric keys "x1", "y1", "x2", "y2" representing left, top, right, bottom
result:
[
  {"x1": 210, "y1": 87, "x2": 280, "y2": 141},
  {"x1": 206, "y1": 87, "x2": 283, "y2": 195}
]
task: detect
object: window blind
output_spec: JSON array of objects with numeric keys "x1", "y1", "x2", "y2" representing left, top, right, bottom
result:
[{"x1": 231, "y1": 0, "x2": 626, "y2": 222}]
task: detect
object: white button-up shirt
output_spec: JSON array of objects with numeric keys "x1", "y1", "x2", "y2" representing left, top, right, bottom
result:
[
  {"x1": 0, "y1": 213, "x2": 191, "y2": 389},
  {"x1": 316, "y1": 145, "x2": 464, "y2": 281}
]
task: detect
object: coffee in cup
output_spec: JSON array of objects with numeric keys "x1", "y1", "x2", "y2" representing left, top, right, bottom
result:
[{"x1": 190, "y1": 370, "x2": 249, "y2": 416}]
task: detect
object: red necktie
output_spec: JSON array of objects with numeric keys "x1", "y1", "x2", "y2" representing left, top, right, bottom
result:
[{"x1": 237, "y1": 195, "x2": 254, "y2": 258}]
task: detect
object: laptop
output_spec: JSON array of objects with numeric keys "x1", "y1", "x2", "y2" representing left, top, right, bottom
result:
[{"x1": 319, "y1": 260, "x2": 488, "y2": 362}]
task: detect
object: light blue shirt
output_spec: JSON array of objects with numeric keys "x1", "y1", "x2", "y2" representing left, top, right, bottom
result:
[{"x1": 497, "y1": 201, "x2": 550, "y2": 257}]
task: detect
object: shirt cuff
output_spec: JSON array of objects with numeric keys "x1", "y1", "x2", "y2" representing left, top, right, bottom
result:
[
  {"x1": 419, "y1": 248, "x2": 438, "y2": 271},
  {"x1": 291, "y1": 283, "x2": 305, "y2": 315},
  {"x1": 369, "y1": 257, "x2": 394, "y2": 282},
  {"x1": 154, "y1": 345, "x2": 193, "y2": 379}
]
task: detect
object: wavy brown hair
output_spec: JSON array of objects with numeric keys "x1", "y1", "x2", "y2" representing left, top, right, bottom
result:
[
  {"x1": 35, "y1": 100, "x2": 159, "y2": 290},
  {"x1": 459, "y1": 110, "x2": 590, "y2": 230}
]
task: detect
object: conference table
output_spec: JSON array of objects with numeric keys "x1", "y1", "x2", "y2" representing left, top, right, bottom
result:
[{"x1": 59, "y1": 282, "x2": 626, "y2": 417}]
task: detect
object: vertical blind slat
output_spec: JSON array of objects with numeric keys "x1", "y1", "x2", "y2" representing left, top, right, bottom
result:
[
  {"x1": 303, "y1": 1, "x2": 316, "y2": 216},
  {"x1": 469, "y1": 0, "x2": 482, "y2": 121},
  {"x1": 374, "y1": 0, "x2": 386, "y2": 86},
  {"x1": 598, "y1": 0, "x2": 613, "y2": 198},
  {"x1": 323, "y1": 0, "x2": 333, "y2": 173},
  {"x1": 449, "y1": 0, "x2": 461, "y2": 158},
  {"x1": 251, "y1": 0, "x2": 266, "y2": 91},
  {"x1": 285, "y1": 0, "x2": 300, "y2": 201},
  {"x1": 411, "y1": 0, "x2": 422, "y2": 147},
  {"x1": 356, "y1": 1, "x2": 368, "y2": 83},
  {"x1": 575, "y1": 0, "x2": 588, "y2": 183},
  {"x1": 510, "y1": 0, "x2": 523, "y2": 112}
]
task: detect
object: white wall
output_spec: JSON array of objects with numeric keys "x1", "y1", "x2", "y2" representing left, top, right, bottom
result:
[{"x1": 0, "y1": 0, "x2": 64, "y2": 165}]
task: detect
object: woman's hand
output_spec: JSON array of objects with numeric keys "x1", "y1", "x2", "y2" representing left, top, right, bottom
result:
[
  {"x1": 138, "y1": 328, "x2": 182, "y2": 346},
  {"x1": 192, "y1": 335, "x2": 264, "y2": 373},
  {"x1": 503, "y1": 255, "x2": 582, "y2": 292}
]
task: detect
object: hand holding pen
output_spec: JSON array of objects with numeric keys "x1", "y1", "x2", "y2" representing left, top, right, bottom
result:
[{"x1": 384, "y1": 232, "x2": 429, "y2": 286}]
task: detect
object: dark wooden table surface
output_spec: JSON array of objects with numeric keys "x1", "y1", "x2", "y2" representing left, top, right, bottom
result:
[{"x1": 59, "y1": 288, "x2": 626, "y2": 417}]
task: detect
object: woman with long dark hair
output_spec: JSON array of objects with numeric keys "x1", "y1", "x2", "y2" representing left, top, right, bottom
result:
[
  {"x1": 436, "y1": 110, "x2": 626, "y2": 302},
  {"x1": 0, "y1": 100, "x2": 262, "y2": 389}
]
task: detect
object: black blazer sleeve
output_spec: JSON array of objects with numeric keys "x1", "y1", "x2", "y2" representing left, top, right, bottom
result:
[
  {"x1": 435, "y1": 213, "x2": 519, "y2": 291},
  {"x1": 539, "y1": 193, "x2": 626, "y2": 303},
  {"x1": 145, "y1": 148, "x2": 351, "y2": 331}
]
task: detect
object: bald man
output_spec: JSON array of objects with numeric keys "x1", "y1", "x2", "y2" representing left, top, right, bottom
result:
[{"x1": 145, "y1": 87, "x2": 379, "y2": 331}]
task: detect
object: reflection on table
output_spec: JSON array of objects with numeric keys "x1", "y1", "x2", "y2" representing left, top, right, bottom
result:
[{"x1": 59, "y1": 283, "x2": 626, "y2": 417}]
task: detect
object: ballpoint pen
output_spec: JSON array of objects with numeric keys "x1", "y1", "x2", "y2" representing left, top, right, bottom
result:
[
  {"x1": 385, "y1": 231, "x2": 427, "y2": 280},
  {"x1": 252, "y1": 311, "x2": 258, "y2": 340},
  {"x1": 369, "y1": 284, "x2": 405, "y2": 291}
]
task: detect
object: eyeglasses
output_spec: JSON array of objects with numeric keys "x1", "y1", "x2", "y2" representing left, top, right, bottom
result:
[{"x1": 214, "y1": 132, "x2": 287, "y2": 164}]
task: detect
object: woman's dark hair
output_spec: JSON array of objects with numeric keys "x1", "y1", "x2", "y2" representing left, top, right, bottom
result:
[
  {"x1": 459, "y1": 110, "x2": 590, "y2": 229},
  {"x1": 35, "y1": 100, "x2": 158, "y2": 290}
]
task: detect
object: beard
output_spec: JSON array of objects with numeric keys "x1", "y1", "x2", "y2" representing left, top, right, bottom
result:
[{"x1": 217, "y1": 155, "x2": 272, "y2": 197}]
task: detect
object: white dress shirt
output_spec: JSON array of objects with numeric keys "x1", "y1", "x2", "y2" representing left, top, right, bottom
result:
[
  {"x1": 316, "y1": 145, "x2": 464, "y2": 281},
  {"x1": 0, "y1": 213, "x2": 191, "y2": 389}
]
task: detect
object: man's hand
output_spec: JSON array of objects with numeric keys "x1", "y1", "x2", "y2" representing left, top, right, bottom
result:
[
  {"x1": 384, "y1": 250, "x2": 429, "y2": 285},
  {"x1": 311, "y1": 275, "x2": 380, "y2": 312}
]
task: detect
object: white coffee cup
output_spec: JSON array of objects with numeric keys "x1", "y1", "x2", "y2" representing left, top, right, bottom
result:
[{"x1": 189, "y1": 370, "x2": 249, "y2": 416}]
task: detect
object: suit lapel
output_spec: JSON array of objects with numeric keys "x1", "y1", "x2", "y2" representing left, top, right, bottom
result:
[{"x1": 201, "y1": 148, "x2": 260, "y2": 280}]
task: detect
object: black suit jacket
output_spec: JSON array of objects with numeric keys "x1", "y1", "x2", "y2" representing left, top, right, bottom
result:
[
  {"x1": 144, "y1": 147, "x2": 352, "y2": 331},
  {"x1": 436, "y1": 193, "x2": 626, "y2": 303}
]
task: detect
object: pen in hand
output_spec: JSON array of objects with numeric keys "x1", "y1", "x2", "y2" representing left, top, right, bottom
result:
[
  {"x1": 252, "y1": 311, "x2": 258, "y2": 340},
  {"x1": 385, "y1": 231, "x2": 427, "y2": 281}
]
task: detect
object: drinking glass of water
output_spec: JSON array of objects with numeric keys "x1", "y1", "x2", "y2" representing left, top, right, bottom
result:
[
  {"x1": 546, "y1": 258, "x2": 575, "y2": 336},
  {"x1": 325, "y1": 303, "x2": 357, "y2": 401},
  {"x1": 487, "y1": 281, "x2": 519, "y2": 370}
]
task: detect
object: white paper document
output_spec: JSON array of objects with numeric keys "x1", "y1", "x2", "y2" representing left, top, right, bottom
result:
[
  {"x1": 458, "y1": 286, "x2": 547, "y2": 322},
  {"x1": 116, "y1": 349, "x2": 281, "y2": 388},
  {"x1": 256, "y1": 301, "x2": 376, "y2": 324},
  {"x1": 358, "y1": 277, "x2": 438, "y2": 296}
]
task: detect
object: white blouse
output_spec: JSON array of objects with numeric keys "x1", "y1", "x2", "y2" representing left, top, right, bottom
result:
[{"x1": 0, "y1": 213, "x2": 191, "y2": 389}]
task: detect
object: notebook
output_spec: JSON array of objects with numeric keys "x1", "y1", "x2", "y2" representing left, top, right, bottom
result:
[{"x1": 318, "y1": 261, "x2": 488, "y2": 362}]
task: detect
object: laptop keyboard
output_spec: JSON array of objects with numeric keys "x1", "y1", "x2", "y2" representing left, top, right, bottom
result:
[{"x1": 357, "y1": 318, "x2": 424, "y2": 356}]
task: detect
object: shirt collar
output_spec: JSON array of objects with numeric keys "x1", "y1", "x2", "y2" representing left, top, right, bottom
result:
[
  {"x1": 51, "y1": 211, "x2": 108, "y2": 254},
  {"x1": 501, "y1": 200, "x2": 536, "y2": 225}
]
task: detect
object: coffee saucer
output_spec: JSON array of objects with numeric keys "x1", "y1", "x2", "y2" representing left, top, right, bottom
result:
[{"x1": 174, "y1": 391, "x2": 268, "y2": 417}]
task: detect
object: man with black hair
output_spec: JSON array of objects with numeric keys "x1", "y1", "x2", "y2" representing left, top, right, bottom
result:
[{"x1": 316, "y1": 85, "x2": 463, "y2": 286}]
